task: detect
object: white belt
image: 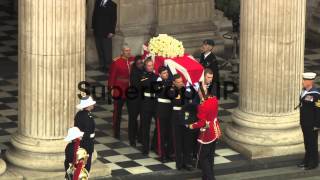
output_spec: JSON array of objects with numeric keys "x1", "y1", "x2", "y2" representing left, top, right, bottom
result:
[
  {"x1": 157, "y1": 98, "x2": 171, "y2": 103},
  {"x1": 144, "y1": 92, "x2": 155, "y2": 97},
  {"x1": 90, "y1": 133, "x2": 95, "y2": 138},
  {"x1": 173, "y1": 106, "x2": 182, "y2": 111}
]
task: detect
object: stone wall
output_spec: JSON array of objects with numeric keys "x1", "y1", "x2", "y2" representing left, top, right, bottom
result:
[
  {"x1": 85, "y1": 0, "x2": 229, "y2": 66},
  {"x1": 306, "y1": 0, "x2": 320, "y2": 46}
]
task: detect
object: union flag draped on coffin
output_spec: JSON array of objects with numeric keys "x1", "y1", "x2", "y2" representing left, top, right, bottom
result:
[{"x1": 142, "y1": 34, "x2": 204, "y2": 86}]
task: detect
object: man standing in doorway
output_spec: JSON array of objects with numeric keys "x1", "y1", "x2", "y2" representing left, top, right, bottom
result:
[
  {"x1": 92, "y1": 0, "x2": 117, "y2": 73},
  {"x1": 200, "y1": 39, "x2": 220, "y2": 99}
]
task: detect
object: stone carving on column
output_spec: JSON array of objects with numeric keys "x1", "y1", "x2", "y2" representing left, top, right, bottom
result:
[{"x1": 224, "y1": 0, "x2": 306, "y2": 158}]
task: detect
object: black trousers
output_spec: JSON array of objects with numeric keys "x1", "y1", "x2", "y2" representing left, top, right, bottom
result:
[
  {"x1": 140, "y1": 98, "x2": 156, "y2": 153},
  {"x1": 173, "y1": 124, "x2": 193, "y2": 168},
  {"x1": 127, "y1": 99, "x2": 141, "y2": 144},
  {"x1": 113, "y1": 98, "x2": 128, "y2": 138},
  {"x1": 199, "y1": 141, "x2": 216, "y2": 180},
  {"x1": 85, "y1": 153, "x2": 93, "y2": 172},
  {"x1": 302, "y1": 126, "x2": 319, "y2": 167},
  {"x1": 81, "y1": 139, "x2": 94, "y2": 172},
  {"x1": 156, "y1": 103, "x2": 173, "y2": 158},
  {"x1": 191, "y1": 129, "x2": 200, "y2": 158},
  {"x1": 94, "y1": 34, "x2": 112, "y2": 69}
]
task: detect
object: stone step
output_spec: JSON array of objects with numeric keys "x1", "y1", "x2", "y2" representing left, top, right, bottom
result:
[
  {"x1": 199, "y1": 166, "x2": 320, "y2": 180},
  {"x1": 3, "y1": 160, "x2": 110, "y2": 180},
  {"x1": 292, "y1": 176, "x2": 320, "y2": 180}
]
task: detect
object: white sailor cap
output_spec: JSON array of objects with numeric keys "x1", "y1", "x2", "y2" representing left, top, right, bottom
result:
[{"x1": 303, "y1": 72, "x2": 317, "y2": 80}]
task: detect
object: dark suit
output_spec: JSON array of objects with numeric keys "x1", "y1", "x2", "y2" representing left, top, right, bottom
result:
[
  {"x1": 92, "y1": 0, "x2": 117, "y2": 70},
  {"x1": 200, "y1": 52, "x2": 220, "y2": 99}
]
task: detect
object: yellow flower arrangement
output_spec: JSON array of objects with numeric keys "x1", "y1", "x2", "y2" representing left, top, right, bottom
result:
[{"x1": 148, "y1": 34, "x2": 185, "y2": 58}]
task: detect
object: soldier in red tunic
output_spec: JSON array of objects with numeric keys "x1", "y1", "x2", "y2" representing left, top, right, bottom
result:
[
  {"x1": 188, "y1": 85, "x2": 221, "y2": 180},
  {"x1": 108, "y1": 45, "x2": 134, "y2": 138}
]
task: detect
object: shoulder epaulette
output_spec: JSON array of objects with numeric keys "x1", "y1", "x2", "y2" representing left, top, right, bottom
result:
[{"x1": 113, "y1": 56, "x2": 121, "y2": 61}]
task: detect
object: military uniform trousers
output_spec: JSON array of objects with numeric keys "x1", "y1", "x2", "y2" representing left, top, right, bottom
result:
[
  {"x1": 172, "y1": 110, "x2": 192, "y2": 168},
  {"x1": 80, "y1": 138, "x2": 94, "y2": 172},
  {"x1": 127, "y1": 98, "x2": 141, "y2": 145},
  {"x1": 199, "y1": 141, "x2": 217, "y2": 180},
  {"x1": 113, "y1": 98, "x2": 128, "y2": 138},
  {"x1": 156, "y1": 100, "x2": 173, "y2": 158},
  {"x1": 141, "y1": 97, "x2": 157, "y2": 154},
  {"x1": 302, "y1": 125, "x2": 319, "y2": 166}
]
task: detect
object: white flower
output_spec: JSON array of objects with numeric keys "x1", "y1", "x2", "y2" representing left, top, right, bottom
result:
[{"x1": 148, "y1": 34, "x2": 185, "y2": 58}]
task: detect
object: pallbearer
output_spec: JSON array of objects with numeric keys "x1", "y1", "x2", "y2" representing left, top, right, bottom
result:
[
  {"x1": 170, "y1": 74, "x2": 193, "y2": 171},
  {"x1": 155, "y1": 66, "x2": 173, "y2": 162},
  {"x1": 127, "y1": 55, "x2": 144, "y2": 146},
  {"x1": 139, "y1": 58, "x2": 158, "y2": 155},
  {"x1": 297, "y1": 72, "x2": 320, "y2": 170}
]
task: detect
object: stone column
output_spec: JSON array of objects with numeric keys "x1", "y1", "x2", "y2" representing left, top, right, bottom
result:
[
  {"x1": 156, "y1": 0, "x2": 223, "y2": 54},
  {"x1": 0, "y1": 159, "x2": 6, "y2": 175},
  {"x1": 225, "y1": 0, "x2": 306, "y2": 158},
  {"x1": 6, "y1": 0, "x2": 86, "y2": 170}
]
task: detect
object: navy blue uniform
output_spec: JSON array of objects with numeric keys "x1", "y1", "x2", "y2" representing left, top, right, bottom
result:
[
  {"x1": 139, "y1": 71, "x2": 158, "y2": 154},
  {"x1": 170, "y1": 86, "x2": 193, "y2": 169},
  {"x1": 299, "y1": 87, "x2": 320, "y2": 168},
  {"x1": 155, "y1": 78, "x2": 173, "y2": 160},
  {"x1": 127, "y1": 66, "x2": 144, "y2": 146},
  {"x1": 74, "y1": 110, "x2": 95, "y2": 172}
]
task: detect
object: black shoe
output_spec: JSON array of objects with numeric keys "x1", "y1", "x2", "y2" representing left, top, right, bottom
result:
[
  {"x1": 303, "y1": 165, "x2": 318, "y2": 170},
  {"x1": 176, "y1": 165, "x2": 183, "y2": 171},
  {"x1": 297, "y1": 162, "x2": 307, "y2": 168},
  {"x1": 142, "y1": 150, "x2": 149, "y2": 156},
  {"x1": 184, "y1": 164, "x2": 194, "y2": 171},
  {"x1": 114, "y1": 134, "x2": 120, "y2": 139},
  {"x1": 160, "y1": 157, "x2": 167, "y2": 163},
  {"x1": 130, "y1": 142, "x2": 136, "y2": 147},
  {"x1": 165, "y1": 156, "x2": 174, "y2": 162}
]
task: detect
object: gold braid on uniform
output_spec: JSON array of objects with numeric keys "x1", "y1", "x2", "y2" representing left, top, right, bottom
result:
[
  {"x1": 77, "y1": 148, "x2": 89, "y2": 180},
  {"x1": 213, "y1": 119, "x2": 221, "y2": 138}
]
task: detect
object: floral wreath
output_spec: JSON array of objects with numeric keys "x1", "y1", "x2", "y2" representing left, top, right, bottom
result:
[{"x1": 148, "y1": 34, "x2": 185, "y2": 58}]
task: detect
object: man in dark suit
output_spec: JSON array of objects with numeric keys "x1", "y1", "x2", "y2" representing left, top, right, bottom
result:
[
  {"x1": 92, "y1": 0, "x2": 117, "y2": 72},
  {"x1": 200, "y1": 39, "x2": 220, "y2": 99}
]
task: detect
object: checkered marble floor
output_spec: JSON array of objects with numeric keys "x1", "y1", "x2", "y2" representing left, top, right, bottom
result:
[{"x1": 1, "y1": 0, "x2": 320, "y2": 177}]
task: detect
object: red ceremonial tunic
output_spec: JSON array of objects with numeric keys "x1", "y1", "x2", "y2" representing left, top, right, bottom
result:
[
  {"x1": 191, "y1": 97, "x2": 221, "y2": 144},
  {"x1": 108, "y1": 56, "x2": 134, "y2": 99}
]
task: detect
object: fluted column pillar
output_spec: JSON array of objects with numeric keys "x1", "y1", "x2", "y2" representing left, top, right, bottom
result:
[
  {"x1": 0, "y1": 159, "x2": 6, "y2": 175},
  {"x1": 225, "y1": 0, "x2": 306, "y2": 158},
  {"x1": 6, "y1": 0, "x2": 86, "y2": 170}
]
